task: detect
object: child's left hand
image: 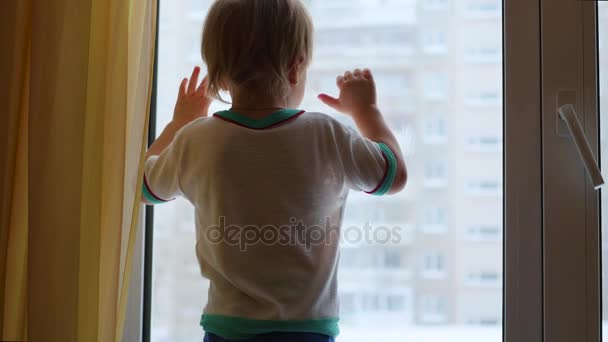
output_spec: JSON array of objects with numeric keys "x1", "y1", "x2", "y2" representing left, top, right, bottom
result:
[{"x1": 172, "y1": 66, "x2": 212, "y2": 126}]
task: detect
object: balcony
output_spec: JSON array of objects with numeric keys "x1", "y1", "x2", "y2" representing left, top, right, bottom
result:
[
  {"x1": 464, "y1": 48, "x2": 501, "y2": 64},
  {"x1": 465, "y1": 136, "x2": 502, "y2": 152},
  {"x1": 463, "y1": 2, "x2": 501, "y2": 19},
  {"x1": 465, "y1": 181, "x2": 502, "y2": 197},
  {"x1": 423, "y1": 177, "x2": 448, "y2": 189},
  {"x1": 463, "y1": 272, "x2": 502, "y2": 288},
  {"x1": 421, "y1": 223, "x2": 449, "y2": 235}
]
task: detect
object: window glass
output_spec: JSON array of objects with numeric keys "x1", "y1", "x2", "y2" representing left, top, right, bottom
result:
[{"x1": 153, "y1": 1, "x2": 503, "y2": 341}]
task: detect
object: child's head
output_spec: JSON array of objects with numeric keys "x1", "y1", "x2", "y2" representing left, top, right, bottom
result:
[{"x1": 202, "y1": 0, "x2": 314, "y2": 108}]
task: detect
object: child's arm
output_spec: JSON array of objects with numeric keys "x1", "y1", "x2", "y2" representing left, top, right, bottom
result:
[
  {"x1": 318, "y1": 68, "x2": 407, "y2": 194},
  {"x1": 146, "y1": 66, "x2": 212, "y2": 159},
  {"x1": 142, "y1": 66, "x2": 212, "y2": 205}
]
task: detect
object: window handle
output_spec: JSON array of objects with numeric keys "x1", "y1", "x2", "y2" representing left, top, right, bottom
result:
[{"x1": 557, "y1": 104, "x2": 605, "y2": 190}]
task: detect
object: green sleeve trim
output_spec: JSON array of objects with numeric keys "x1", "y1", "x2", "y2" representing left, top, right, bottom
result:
[
  {"x1": 142, "y1": 173, "x2": 173, "y2": 204},
  {"x1": 200, "y1": 314, "x2": 340, "y2": 340},
  {"x1": 142, "y1": 183, "x2": 167, "y2": 204},
  {"x1": 370, "y1": 143, "x2": 398, "y2": 196}
]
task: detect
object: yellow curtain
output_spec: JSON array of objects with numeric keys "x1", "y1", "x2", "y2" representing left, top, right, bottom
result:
[
  {"x1": 0, "y1": 1, "x2": 31, "y2": 340},
  {"x1": 0, "y1": 0, "x2": 156, "y2": 340}
]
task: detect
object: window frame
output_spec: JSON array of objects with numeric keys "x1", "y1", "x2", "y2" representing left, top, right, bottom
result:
[
  {"x1": 503, "y1": 0, "x2": 544, "y2": 341},
  {"x1": 540, "y1": 1, "x2": 602, "y2": 341}
]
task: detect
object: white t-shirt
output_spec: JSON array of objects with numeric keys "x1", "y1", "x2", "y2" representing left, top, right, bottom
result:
[{"x1": 142, "y1": 109, "x2": 398, "y2": 340}]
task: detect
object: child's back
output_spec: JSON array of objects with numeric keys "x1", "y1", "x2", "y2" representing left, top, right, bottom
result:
[{"x1": 142, "y1": 1, "x2": 407, "y2": 341}]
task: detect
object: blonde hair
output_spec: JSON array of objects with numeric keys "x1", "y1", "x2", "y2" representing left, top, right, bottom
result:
[{"x1": 201, "y1": 0, "x2": 314, "y2": 102}]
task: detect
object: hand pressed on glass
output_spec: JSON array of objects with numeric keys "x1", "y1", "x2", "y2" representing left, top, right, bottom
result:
[
  {"x1": 318, "y1": 68, "x2": 377, "y2": 117},
  {"x1": 173, "y1": 66, "x2": 213, "y2": 127}
]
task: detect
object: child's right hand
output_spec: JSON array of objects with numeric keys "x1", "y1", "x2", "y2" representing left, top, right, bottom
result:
[
  {"x1": 172, "y1": 66, "x2": 212, "y2": 127},
  {"x1": 318, "y1": 68, "x2": 377, "y2": 117}
]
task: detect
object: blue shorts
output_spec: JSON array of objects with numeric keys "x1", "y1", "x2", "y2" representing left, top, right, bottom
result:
[{"x1": 204, "y1": 332, "x2": 335, "y2": 342}]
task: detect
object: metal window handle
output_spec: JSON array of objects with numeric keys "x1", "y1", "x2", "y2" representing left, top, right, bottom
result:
[{"x1": 557, "y1": 104, "x2": 605, "y2": 190}]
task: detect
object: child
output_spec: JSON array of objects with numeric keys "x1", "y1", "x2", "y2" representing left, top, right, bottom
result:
[{"x1": 142, "y1": 0, "x2": 407, "y2": 341}]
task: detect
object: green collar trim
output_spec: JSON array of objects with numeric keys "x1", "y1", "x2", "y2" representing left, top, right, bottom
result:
[{"x1": 213, "y1": 108, "x2": 305, "y2": 129}]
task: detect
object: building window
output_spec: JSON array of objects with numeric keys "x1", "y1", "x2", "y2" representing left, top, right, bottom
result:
[
  {"x1": 422, "y1": 207, "x2": 448, "y2": 234},
  {"x1": 423, "y1": 73, "x2": 448, "y2": 101},
  {"x1": 387, "y1": 295, "x2": 407, "y2": 312},
  {"x1": 315, "y1": 27, "x2": 415, "y2": 50},
  {"x1": 422, "y1": 252, "x2": 446, "y2": 278},
  {"x1": 423, "y1": 0, "x2": 449, "y2": 10},
  {"x1": 422, "y1": 31, "x2": 448, "y2": 54},
  {"x1": 424, "y1": 160, "x2": 448, "y2": 188},
  {"x1": 384, "y1": 250, "x2": 403, "y2": 268},
  {"x1": 340, "y1": 292, "x2": 357, "y2": 314},
  {"x1": 420, "y1": 295, "x2": 448, "y2": 323},
  {"x1": 342, "y1": 290, "x2": 412, "y2": 315},
  {"x1": 361, "y1": 294, "x2": 381, "y2": 312},
  {"x1": 341, "y1": 248, "x2": 406, "y2": 270},
  {"x1": 422, "y1": 116, "x2": 448, "y2": 144},
  {"x1": 464, "y1": 1, "x2": 501, "y2": 18}
]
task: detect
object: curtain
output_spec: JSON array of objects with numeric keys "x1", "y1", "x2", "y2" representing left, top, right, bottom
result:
[
  {"x1": 0, "y1": 1, "x2": 31, "y2": 340},
  {"x1": 0, "y1": 0, "x2": 156, "y2": 340}
]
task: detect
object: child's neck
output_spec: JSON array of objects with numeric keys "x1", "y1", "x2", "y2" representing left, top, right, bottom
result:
[{"x1": 230, "y1": 92, "x2": 291, "y2": 119}]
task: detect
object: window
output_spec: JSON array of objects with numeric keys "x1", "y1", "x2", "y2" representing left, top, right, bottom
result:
[
  {"x1": 422, "y1": 207, "x2": 448, "y2": 234},
  {"x1": 420, "y1": 295, "x2": 448, "y2": 323},
  {"x1": 422, "y1": 73, "x2": 448, "y2": 101},
  {"x1": 339, "y1": 289, "x2": 412, "y2": 317},
  {"x1": 422, "y1": 116, "x2": 447, "y2": 144},
  {"x1": 464, "y1": 1, "x2": 501, "y2": 18},
  {"x1": 423, "y1": 0, "x2": 450, "y2": 11},
  {"x1": 424, "y1": 160, "x2": 447, "y2": 187},
  {"x1": 422, "y1": 31, "x2": 448, "y2": 54},
  {"x1": 151, "y1": 0, "x2": 506, "y2": 341},
  {"x1": 422, "y1": 252, "x2": 446, "y2": 278},
  {"x1": 387, "y1": 295, "x2": 407, "y2": 312},
  {"x1": 383, "y1": 249, "x2": 403, "y2": 269},
  {"x1": 340, "y1": 292, "x2": 357, "y2": 314}
]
